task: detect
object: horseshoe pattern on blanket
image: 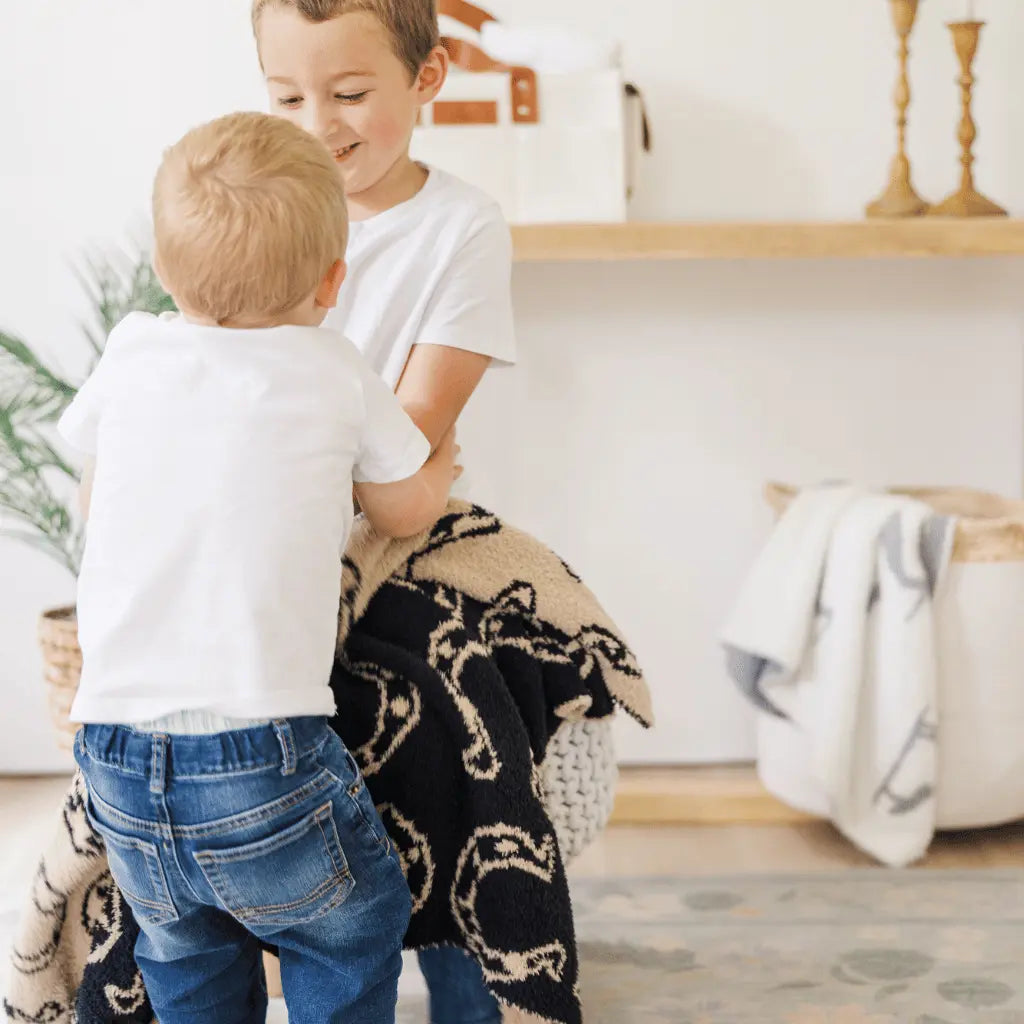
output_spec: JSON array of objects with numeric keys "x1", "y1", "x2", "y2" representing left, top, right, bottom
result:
[
  {"x1": 451, "y1": 824, "x2": 567, "y2": 985},
  {"x1": 566, "y1": 624, "x2": 643, "y2": 682},
  {"x1": 103, "y1": 971, "x2": 148, "y2": 1016},
  {"x1": 408, "y1": 505, "x2": 502, "y2": 567},
  {"x1": 427, "y1": 587, "x2": 501, "y2": 781},
  {"x1": 376, "y1": 803, "x2": 434, "y2": 914},
  {"x1": 481, "y1": 584, "x2": 574, "y2": 667},
  {"x1": 480, "y1": 582, "x2": 643, "y2": 688},
  {"x1": 83, "y1": 872, "x2": 124, "y2": 966},
  {"x1": 336, "y1": 555, "x2": 362, "y2": 645},
  {"x1": 64, "y1": 774, "x2": 105, "y2": 860},
  {"x1": 349, "y1": 661, "x2": 423, "y2": 777},
  {"x1": 9, "y1": 864, "x2": 67, "y2": 977}
]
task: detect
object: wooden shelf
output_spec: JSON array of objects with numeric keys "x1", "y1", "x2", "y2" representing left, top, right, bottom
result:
[{"x1": 511, "y1": 218, "x2": 1024, "y2": 262}]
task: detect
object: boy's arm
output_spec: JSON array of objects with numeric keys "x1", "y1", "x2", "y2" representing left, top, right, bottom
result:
[
  {"x1": 393, "y1": 211, "x2": 513, "y2": 447},
  {"x1": 354, "y1": 428, "x2": 460, "y2": 538},
  {"x1": 395, "y1": 346, "x2": 490, "y2": 449}
]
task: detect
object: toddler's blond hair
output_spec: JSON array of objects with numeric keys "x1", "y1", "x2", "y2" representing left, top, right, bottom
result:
[
  {"x1": 153, "y1": 111, "x2": 348, "y2": 326},
  {"x1": 252, "y1": 0, "x2": 440, "y2": 80}
]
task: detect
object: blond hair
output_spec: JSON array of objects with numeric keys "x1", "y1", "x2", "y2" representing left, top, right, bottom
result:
[
  {"x1": 252, "y1": 0, "x2": 439, "y2": 80},
  {"x1": 153, "y1": 112, "x2": 348, "y2": 326}
]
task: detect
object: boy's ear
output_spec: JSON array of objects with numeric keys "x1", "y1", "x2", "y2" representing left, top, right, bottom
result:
[
  {"x1": 415, "y1": 44, "x2": 449, "y2": 106},
  {"x1": 315, "y1": 259, "x2": 347, "y2": 310}
]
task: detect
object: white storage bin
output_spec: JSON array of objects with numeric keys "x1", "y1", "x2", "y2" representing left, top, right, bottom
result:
[{"x1": 411, "y1": 0, "x2": 649, "y2": 224}]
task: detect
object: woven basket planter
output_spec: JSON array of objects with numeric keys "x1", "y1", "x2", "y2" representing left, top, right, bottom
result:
[{"x1": 37, "y1": 605, "x2": 81, "y2": 751}]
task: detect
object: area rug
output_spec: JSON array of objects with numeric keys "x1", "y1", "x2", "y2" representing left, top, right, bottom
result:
[
  {"x1": 8, "y1": 873, "x2": 1024, "y2": 1022},
  {"x1": 566, "y1": 871, "x2": 1024, "y2": 1023}
]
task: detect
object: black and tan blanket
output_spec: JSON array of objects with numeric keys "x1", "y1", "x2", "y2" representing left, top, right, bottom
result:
[{"x1": 4, "y1": 502, "x2": 651, "y2": 1024}]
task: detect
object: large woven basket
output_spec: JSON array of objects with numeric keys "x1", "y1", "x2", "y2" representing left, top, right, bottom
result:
[
  {"x1": 759, "y1": 480, "x2": 1024, "y2": 830},
  {"x1": 764, "y1": 482, "x2": 1024, "y2": 563},
  {"x1": 38, "y1": 605, "x2": 81, "y2": 750}
]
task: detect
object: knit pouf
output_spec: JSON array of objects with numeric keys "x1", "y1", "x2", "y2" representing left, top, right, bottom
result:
[{"x1": 541, "y1": 717, "x2": 618, "y2": 862}]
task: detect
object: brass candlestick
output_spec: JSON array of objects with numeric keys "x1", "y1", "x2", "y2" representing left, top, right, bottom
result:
[
  {"x1": 867, "y1": 0, "x2": 929, "y2": 218},
  {"x1": 929, "y1": 20, "x2": 1007, "y2": 217}
]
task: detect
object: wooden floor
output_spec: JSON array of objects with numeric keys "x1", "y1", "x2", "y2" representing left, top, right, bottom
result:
[{"x1": 4, "y1": 775, "x2": 1024, "y2": 890}]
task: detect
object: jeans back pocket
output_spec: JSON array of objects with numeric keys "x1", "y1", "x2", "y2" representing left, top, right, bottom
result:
[
  {"x1": 100, "y1": 830, "x2": 179, "y2": 926},
  {"x1": 194, "y1": 801, "x2": 355, "y2": 929}
]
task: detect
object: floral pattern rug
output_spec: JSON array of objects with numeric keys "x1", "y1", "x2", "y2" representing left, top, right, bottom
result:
[
  {"x1": 7, "y1": 871, "x2": 1024, "y2": 1022},
  {"x1": 563, "y1": 871, "x2": 1024, "y2": 1023}
]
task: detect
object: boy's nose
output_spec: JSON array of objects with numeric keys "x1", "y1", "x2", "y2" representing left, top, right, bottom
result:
[{"x1": 305, "y1": 105, "x2": 338, "y2": 143}]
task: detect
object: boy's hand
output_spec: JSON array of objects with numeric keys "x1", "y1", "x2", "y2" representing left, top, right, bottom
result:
[{"x1": 429, "y1": 426, "x2": 463, "y2": 483}]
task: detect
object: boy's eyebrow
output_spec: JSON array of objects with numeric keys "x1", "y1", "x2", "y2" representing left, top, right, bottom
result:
[{"x1": 266, "y1": 71, "x2": 375, "y2": 85}]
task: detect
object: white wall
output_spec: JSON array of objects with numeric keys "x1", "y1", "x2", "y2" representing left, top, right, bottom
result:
[{"x1": 1, "y1": 1, "x2": 1022, "y2": 771}]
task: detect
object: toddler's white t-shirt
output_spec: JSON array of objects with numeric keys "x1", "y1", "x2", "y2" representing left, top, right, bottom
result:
[
  {"x1": 327, "y1": 167, "x2": 517, "y2": 389},
  {"x1": 58, "y1": 312, "x2": 430, "y2": 724}
]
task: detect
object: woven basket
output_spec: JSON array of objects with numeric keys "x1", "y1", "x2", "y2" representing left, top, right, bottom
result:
[
  {"x1": 38, "y1": 605, "x2": 81, "y2": 750},
  {"x1": 764, "y1": 482, "x2": 1024, "y2": 563}
]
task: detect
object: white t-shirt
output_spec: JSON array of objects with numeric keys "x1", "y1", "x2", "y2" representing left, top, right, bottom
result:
[
  {"x1": 59, "y1": 312, "x2": 430, "y2": 724},
  {"x1": 327, "y1": 167, "x2": 517, "y2": 389}
]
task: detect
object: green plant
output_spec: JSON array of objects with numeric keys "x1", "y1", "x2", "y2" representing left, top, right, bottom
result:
[{"x1": 0, "y1": 250, "x2": 175, "y2": 575}]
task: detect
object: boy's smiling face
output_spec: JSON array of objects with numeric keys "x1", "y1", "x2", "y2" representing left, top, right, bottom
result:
[{"x1": 257, "y1": 4, "x2": 445, "y2": 213}]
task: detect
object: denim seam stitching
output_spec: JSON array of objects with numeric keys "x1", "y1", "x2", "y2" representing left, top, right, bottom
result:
[
  {"x1": 193, "y1": 802, "x2": 332, "y2": 864},
  {"x1": 322, "y1": 766, "x2": 387, "y2": 850},
  {"x1": 195, "y1": 806, "x2": 353, "y2": 920},
  {"x1": 169, "y1": 762, "x2": 292, "y2": 780},
  {"x1": 86, "y1": 759, "x2": 148, "y2": 778},
  {"x1": 172, "y1": 771, "x2": 335, "y2": 839},
  {"x1": 102, "y1": 834, "x2": 177, "y2": 917},
  {"x1": 316, "y1": 812, "x2": 350, "y2": 881},
  {"x1": 223, "y1": 871, "x2": 351, "y2": 920},
  {"x1": 275, "y1": 720, "x2": 297, "y2": 776},
  {"x1": 87, "y1": 790, "x2": 165, "y2": 837},
  {"x1": 84, "y1": 769, "x2": 333, "y2": 838}
]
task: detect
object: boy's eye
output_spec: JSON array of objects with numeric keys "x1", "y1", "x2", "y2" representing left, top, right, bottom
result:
[
  {"x1": 336, "y1": 91, "x2": 368, "y2": 104},
  {"x1": 277, "y1": 97, "x2": 302, "y2": 108}
]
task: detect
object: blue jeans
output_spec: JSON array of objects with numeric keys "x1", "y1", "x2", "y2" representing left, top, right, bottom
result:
[
  {"x1": 74, "y1": 717, "x2": 411, "y2": 1024},
  {"x1": 418, "y1": 947, "x2": 502, "y2": 1024}
]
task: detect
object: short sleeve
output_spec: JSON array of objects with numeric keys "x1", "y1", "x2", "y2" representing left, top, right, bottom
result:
[
  {"x1": 57, "y1": 313, "x2": 141, "y2": 454},
  {"x1": 416, "y1": 209, "x2": 516, "y2": 365},
  {"x1": 58, "y1": 350, "x2": 117, "y2": 455},
  {"x1": 353, "y1": 362, "x2": 432, "y2": 484}
]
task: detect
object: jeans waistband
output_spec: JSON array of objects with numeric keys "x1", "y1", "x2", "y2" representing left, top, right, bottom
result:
[{"x1": 80, "y1": 716, "x2": 329, "y2": 782}]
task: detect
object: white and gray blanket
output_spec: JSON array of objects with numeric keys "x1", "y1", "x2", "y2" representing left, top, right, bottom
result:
[{"x1": 722, "y1": 485, "x2": 953, "y2": 866}]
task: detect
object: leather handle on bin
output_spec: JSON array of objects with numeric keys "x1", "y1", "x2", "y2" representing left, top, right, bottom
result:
[
  {"x1": 624, "y1": 83, "x2": 652, "y2": 152},
  {"x1": 440, "y1": 36, "x2": 539, "y2": 124},
  {"x1": 437, "y1": 0, "x2": 497, "y2": 32}
]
